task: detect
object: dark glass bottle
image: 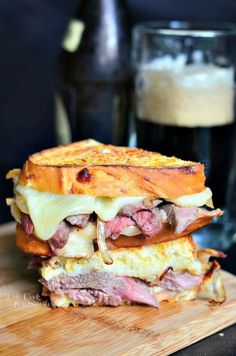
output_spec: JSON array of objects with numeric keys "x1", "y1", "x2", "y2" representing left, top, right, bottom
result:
[{"x1": 59, "y1": 0, "x2": 131, "y2": 145}]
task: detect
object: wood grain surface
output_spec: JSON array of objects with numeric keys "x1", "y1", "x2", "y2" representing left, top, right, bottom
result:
[{"x1": 0, "y1": 223, "x2": 236, "y2": 356}]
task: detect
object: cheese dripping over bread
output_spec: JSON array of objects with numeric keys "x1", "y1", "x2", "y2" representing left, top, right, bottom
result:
[{"x1": 9, "y1": 184, "x2": 213, "y2": 241}]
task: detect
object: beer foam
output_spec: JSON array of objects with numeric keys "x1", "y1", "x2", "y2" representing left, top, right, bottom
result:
[{"x1": 136, "y1": 55, "x2": 234, "y2": 127}]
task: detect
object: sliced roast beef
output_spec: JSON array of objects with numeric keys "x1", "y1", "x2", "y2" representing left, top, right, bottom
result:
[
  {"x1": 119, "y1": 203, "x2": 144, "y2": 217},
  {"x1": 40, "y1": 271, "x2": 120, "y2": 292},
  {"x1": 159, "y1": 270, "x2": 202, "y2": 291},
  {"x1": 102, "y1": 208, "x2": 163, "y2": 240},
  {"x1": 41, "y1": 269, "x2": 204, "y2": 307},
  {"x1": 49, "y1": 221, "x2": 70, "y2": 250},
  {"x1": 91, "y1": 290, "x2": 123, "y2": 306},
  {"x1": 57, "y1": 289, "x2": 96, "y2": 306},
  {"x1": 40, "y1": 272, "x2": 159, "y2": 307},
  {"x1": 117, "y1": 199, "x2": 163, "y2": 239},
  {"x1": 197, "y1": 207, "x2": 223, "y2": 221},
  {"x1": 119, "y1": 199, "x2": 162, "y2": 217},
  {"x1": 51, "y1": 288, "x2": 124, "y2": 306},
  {"x1": 116, "y1": 276, "x2": 159, "y2": 307},
  {"x1": 21, "y1": 213, "x2": 34, "y2": 235},
  {"x1": 106, "y1": 204, "x2": 222, "y2": 240},
  {"x1": 105, "y1": 216, "x2": 135, "y2": 239},
  {"x1": 132, "y1": 209, "x2": 163, "y2": 238},
  {"x1": 66, "y1": 214, "x2": 90, "y2": 228},
  {"x1": 163, "y1": 204, "x2": 198, "y2": 234}
]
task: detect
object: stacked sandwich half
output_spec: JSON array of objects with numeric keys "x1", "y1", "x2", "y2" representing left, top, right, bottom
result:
[{"x1": 7, "y1": 139, "x2": 226, "y2": 308}]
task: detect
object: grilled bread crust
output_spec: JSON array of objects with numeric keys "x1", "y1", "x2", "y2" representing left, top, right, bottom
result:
[
  {"x1": 16, "y1": 139, "x2": 206, "y2": 198},
  {"x1": 16, "y1": 224, "x2": 52, "y2": 256}
]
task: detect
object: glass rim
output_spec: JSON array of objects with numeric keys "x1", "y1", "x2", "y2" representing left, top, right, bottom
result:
[{"x1": 133, "y1": 21, "x2": 236, "y2": 38}]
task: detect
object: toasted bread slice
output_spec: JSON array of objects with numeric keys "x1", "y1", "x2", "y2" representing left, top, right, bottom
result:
[
  {"x1": 16, "y1": 224, "x2": 52, "y2": 256},
  {"x1": 17, "y1": 139, "x2": 206, "y2": 198}
]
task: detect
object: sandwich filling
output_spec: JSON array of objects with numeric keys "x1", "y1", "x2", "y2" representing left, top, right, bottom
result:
[
  {"x1": 39, "y1": 237, "x2": 225, "y2": 307},
  {"x1": 12, "y1": 184, "x2": 213, "y2": 240},
  {"x1": 41, "y1": 270, "x2": 202, "y2": 307},
  {"x1": 8, "y1": 183, "x2": 222, "y2": 259}
]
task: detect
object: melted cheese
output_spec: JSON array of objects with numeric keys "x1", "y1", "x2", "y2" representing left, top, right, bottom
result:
[
  {"x1": 15, "y1": 184, "x2": 145, "y2": 240},
  {"x1": 55, "y1": 223, "x2": 96, "y2": 258},
  {"x1": 14, "y1": 184, "x2": 212, "y2": 241},
  {"x1": 171, "y1": 187, "x2": 212, "y2": 207},
  {"x1": 120, "y1": 226, "x2": 141, "y2": 236}
]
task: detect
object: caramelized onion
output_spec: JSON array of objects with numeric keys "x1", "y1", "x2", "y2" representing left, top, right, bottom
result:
[{"x1": 97, "y1": 218, "x2": 113, "y2": 265}]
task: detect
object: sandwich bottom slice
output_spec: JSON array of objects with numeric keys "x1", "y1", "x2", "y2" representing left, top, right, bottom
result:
[{"x1": 39, "y1": 236, "x2": 226, "y2": 308}]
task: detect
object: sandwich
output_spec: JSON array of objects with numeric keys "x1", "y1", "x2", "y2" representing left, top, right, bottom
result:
[{"x1": 6, "y1": 139, "x2": 226, "y2": 307}]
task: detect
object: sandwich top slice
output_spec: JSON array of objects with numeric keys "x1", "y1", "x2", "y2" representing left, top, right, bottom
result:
[
  {"x1": 6, "y1": 139, "x2": 223, "y2": 260},
  {"x1": 15, "y1": 138, "x2": 207, "y2": 197}
]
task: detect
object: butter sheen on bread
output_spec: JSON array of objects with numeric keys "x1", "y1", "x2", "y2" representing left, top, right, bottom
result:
[{"x1": 18, "y1": 139, "x2": 206, "y2": 198}]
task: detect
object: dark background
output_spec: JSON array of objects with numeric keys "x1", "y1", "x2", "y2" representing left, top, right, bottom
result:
[
  {"x1": 1, "y1": 3, "x2": 236, "y2": 353},
  {"x1": 1, "y1": 0, "x2": 236, "y2": 223}
]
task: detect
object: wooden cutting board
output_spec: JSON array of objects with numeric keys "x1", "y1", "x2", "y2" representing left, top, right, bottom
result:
[{"x1": 0, "y1": 222, "x2": 236, "y2": 355}]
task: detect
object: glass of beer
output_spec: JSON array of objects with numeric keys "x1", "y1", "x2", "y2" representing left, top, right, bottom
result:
[{"x1": 132, "y1": 21, "x2": 236, "y2": 249}]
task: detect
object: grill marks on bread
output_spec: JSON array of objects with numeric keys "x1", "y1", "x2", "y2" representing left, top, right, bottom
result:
[
  {"x1": 29, "y1": 141, "x2": 191, "y2": 167},
  {"x1": 18, "y1": 140, "x2": 206, "y2": 197}
]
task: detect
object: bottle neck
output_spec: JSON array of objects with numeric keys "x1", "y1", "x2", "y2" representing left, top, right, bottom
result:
[{"x1": 61, "y1": 0, "x2": 131, "y2": 82}]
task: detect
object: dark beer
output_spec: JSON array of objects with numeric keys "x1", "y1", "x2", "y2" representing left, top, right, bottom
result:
[
  {"x1": 137, "y1": 120, "x2": 235, "y2": 208},
  {"x1": 133, "y1": 22, "x2": 236, "y2": 249},
  {"x1": 134, "y1": 60, "x2": 234, "y2": 209}
]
